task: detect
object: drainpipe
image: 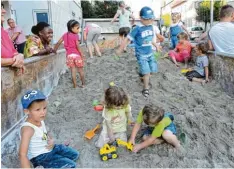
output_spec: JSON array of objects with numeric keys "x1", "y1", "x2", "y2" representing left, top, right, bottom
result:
[{"x1": 210, "y1": 0, "x2": 213, "y2": 27}]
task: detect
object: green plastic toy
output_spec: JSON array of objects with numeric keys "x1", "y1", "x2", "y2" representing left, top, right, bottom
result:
[
  {"x1": 92, "y1": 100, "x2": 99, "y2": 106},
  {"x1": 154, "y1": 52, "x2": 162, "y2": 61},
  {"x1": 113, "y1": 55, "x2": 120, "y2": 60}
]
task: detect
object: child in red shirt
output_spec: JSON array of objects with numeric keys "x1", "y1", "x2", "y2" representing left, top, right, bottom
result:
[
  {"x1": 54, "y1": 20, "x2": 85, "y2": 88},
  {"x1": 169, "y1": 32, "x2": 192, "y2": 68}
]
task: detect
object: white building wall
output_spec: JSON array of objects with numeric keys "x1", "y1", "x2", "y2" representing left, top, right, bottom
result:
[
  {"x1": 8, "y1": 1, "x2": 49, "y2": 35},
  {"x1": 50, "y1": 0, "x2": 82, "y2": 43},
  {"x1": 3, "y1": 0, "x2": 82, "y2": 44}
]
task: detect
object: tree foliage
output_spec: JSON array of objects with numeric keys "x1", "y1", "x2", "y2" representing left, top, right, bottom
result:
[
  {"x1": 195, "y1": 0, "x2": 226, "y2": 30},
  {"x1": 81, "y1": 0, "x2": 119, "y2": 18}
]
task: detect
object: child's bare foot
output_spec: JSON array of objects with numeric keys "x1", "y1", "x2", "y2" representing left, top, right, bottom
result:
[
  {"x1": 175, "y1": 63, "x2": 180, "y2": 67},
  {"x1": 73, "y1": 84, "x2": 77, "y2": 88}
]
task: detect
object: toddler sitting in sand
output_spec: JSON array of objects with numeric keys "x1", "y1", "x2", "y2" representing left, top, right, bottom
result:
[
  {"x1": 185, "y1": 42, "x2": 209, "y2": 84},
  {"x1": 95, "y1": 85, "x2": 133, "y2": 148},
  {"x1": 129, "y1": 104, "x2": 180, "y2": 152}
]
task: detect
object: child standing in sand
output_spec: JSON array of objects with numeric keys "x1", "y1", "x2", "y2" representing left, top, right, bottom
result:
[
  {"x1": 129, "y1": 104, "x2": 180, "y2": 153},
  {"x1": 185, "y1": 42, "x2": 209, "y2": 84},
  {"x1": 19, "y1": 90, "x2": 79, "y2": 168},
  {"x1": 169, "y1": 13, "x2": 190, "y2": 49},
  {"x1": 95, "y1": 86, "x2": 133, "y2": 148},
  {"x1": 54, "y1": 19, "x2": 85, "y2": 88},
  {"x1": 169, "y1": 32, "x2": 192, "y2": 67},
  {"x1": 116, "y1": 6, "x2": 158, "y2": 98}
]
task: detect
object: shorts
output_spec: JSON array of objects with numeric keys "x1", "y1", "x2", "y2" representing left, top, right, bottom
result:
[
  {"x1": 185, "y1": 70, "x2": 204, "y2": 81},
  {"x1": 119, "y1": 27, "x2": 130, "y2": 37},
  {"x1": 86, "y1": 27, "x2": 101, "y2": 46},
  {"x1": 169, "y1": 50, "x2": 191, "y2": 62},
  {"x1": 66, "y1": 54, "x2": 84, "y2": 68},
  {"x1": 143, "y1": 113, "x2": 177, "y2": 137},
  {"x1": 136, "y1": 53, "x2": 158, "y2": 76}
]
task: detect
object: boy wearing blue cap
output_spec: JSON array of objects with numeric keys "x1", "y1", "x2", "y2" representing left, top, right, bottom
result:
[
  {"x1": 19, "y1": 90, "x2": 79, "y2": 168},
  {"x1": 117, "y1": 6, "x2": 159, "y2": 98}
]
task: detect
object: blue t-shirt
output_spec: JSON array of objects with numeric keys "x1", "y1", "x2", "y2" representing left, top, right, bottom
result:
[
  {"x1": 194, "y1": 55, "x2": 209, "y2": 76},
  {"x1": 127, "y1": 24, "x2": 155, "y2": 56}
]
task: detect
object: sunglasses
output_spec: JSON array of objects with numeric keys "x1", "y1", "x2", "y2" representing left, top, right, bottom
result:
[{"x1": 23, "y1": 90, "x2": 38, "y2": 100}]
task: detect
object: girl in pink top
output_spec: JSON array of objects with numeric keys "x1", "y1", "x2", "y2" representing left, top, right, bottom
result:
[
  {"x1": 169, "y1": 32, "x2": 193, "y2": 68},
  {"x1": 54, "y1": 20, "x2": 85, "y2": 88}
]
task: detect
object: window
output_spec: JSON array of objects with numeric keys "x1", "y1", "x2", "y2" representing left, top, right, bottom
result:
[
  {"x1": 33, "y1": 10, "x2": 49, "y2": 24},
  {"x1": 36, "y1": 13, "x2": 48, "y2": 23}
]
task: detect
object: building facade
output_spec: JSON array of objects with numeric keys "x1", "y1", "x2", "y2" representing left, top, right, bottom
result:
[{"x1": 2, "y1": 0, "x2": 82, "y2": 43}]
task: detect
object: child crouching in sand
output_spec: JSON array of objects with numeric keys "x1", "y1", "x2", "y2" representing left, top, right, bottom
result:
[
  {"x1": 128, "y1": 104, "x2": 180, "y2": 153},
  {"x1": 185, "y1": 42, "x2": 209, "y2": 84},
  {"x1": 95, "y1": 86, "x2": 133, "y2": 148},
  {"x1": 19, "y1": 90, "x2": 79, "y2": 168}
]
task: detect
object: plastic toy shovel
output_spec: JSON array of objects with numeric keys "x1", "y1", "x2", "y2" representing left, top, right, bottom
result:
[{"x1": 85, "y1": 124, "x2": 100, "y2": 140}]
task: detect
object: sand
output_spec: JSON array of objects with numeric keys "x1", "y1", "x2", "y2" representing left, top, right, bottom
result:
[
  {"x1": 5, "y1": 46, "x2": 234, "y2": 168},
  {"x1": 44, "y1": 47, "x2": 234, "y2": 168}
]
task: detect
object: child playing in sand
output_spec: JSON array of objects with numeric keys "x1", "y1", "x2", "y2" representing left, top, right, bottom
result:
[
  {"x1": 116, "y1": 6, "x2": 158, "y2": 98},
  {"x1": 169, "y1": 12, "x2": 190, "y2": 49},
  {"x1": 128, "y1": 104, "x2": 180, "y2": 153},
  {"x1": 19, "y1": 90, "x2": 79, "y2": 168},
  {"x1": 95, "y1": 86, "x2": 133, "y2": 148},
  {"x1": 169, "y1": 32, "x2": 192, "y2": 67},
  {"x1": 185, "y1": 42, "x2": 209, "y2": 84},
  {"x1": 54, "y1": 19, "x2": 85, "y2": 88}
]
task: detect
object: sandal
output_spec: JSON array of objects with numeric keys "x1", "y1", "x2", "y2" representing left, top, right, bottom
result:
[{"x1": 142, "y1": 89, "x2": 149, "y2": 98}]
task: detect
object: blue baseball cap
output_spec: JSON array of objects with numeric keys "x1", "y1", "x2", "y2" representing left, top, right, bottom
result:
[
  {"x1": 21, "y1": 89, "x2": 47, "y2": 109},
  {"x1": 140, "y1": 6, "x2": 155, "y2": 20}
]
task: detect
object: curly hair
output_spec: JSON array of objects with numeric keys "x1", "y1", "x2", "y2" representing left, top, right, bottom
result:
[
  {"x1": 196, "y1": 42, "x2": 209, "y2": 54},
  {"x1": 105, "y1": 86, "x2": 129, "y2": 109},
  {"x1": 142, "y1": 104, "x2": 164, "y2": 125},
  {"x1": 31, "y1": 22, "x2": 50, "y2": 36}
]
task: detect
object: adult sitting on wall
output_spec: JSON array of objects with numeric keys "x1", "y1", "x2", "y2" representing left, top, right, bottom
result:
[
  {"x1": 111, "y1": 1, "x2": 135, "y2": 52},
  {"x1": 24, "y1": 22, "x2": 54, "y2": 58},
  {"x1": 6, "y1": 18, "x2": 26, "y2": 53},
  {"x1": 1, "y1": 4, "x2": 24, "y2": 69},
  {"x1": 83, "y1": 23, "x2": 102, "y2": 58},
  {"x1": 208, "y1": 5, "x2": 234, "y2": 54}
]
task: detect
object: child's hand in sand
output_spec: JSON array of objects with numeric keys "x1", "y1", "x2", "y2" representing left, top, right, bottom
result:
[
  {"x1": 46, "y1": 136, "x2": 55, "y2": 150},
  {"x1": 132, "y1": 144, "x2": 142, "y2": 153},
  {"x1": 128, "y1": 137, "x2": 135, "y2": 145}
]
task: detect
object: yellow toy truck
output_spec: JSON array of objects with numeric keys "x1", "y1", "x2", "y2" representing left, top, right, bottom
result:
[
  {"x1": 116, "y1": 139, "x2": 133, "y2": 151},
  {"x1": 99, "y1": 143, "x2": 118, "y2": 161}
]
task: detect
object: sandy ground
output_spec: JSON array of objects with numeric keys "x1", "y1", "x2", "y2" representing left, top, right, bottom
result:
[
  {"x1": 5, "y1": 46, "x2": 234, "y2": 168},
  {"x1": 43, "y1": 47, "x2": 234, "y2": 168}
]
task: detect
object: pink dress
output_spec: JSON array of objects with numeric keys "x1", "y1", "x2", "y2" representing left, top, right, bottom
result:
[{"x1": 62, "y1": 32, "x2": 83, "y2": 68}]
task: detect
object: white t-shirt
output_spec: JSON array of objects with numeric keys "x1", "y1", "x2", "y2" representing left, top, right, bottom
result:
[
  {"x1": 20, "y1": 121, "x2": 51, "y2": 160},
  {"x1": 170, "y1": 21, "x2": 183, "y2": 28},
  {"x1": 117, "y1": 9, "x2": 131, "y2": 28},
  {"x1": 152, "y1": 25, "x2": 161, "y2": 51},
  {"x1": 209, "y1": 22, "x2": 234, "y2": 54}
]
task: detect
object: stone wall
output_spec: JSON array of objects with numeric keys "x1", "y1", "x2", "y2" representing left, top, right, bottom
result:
[{"x1": 209, "y1": 52, "x2": 234, "y2": 97}]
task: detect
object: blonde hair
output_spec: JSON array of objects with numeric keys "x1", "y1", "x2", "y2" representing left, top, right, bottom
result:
[{"x1": 177, "y1": 32, "x2": 188, "y2": 40}]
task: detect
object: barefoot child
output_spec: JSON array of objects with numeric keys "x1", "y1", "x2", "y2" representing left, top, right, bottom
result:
[
  {"x1": 129, "y1": 104, "x2": 180, "y2": 153},
  {"x1": 95, "y1": 86, "x2": 133, "y2": 148},
  {"x1": 19, "y1": 90, "x2": 79, "y2": 168},
  {"x1": 185, "y1": 42, "x2": 209, "y2": 84},
  {"x1": 169, "y1": 32, "x2": 192, "y2": 67},
  {"x1": 117, "y1": 6, "x2": 158, "y2": 98},
  {"x1": 54, "y1": 19, "x2": 85, "y2": 88}
]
